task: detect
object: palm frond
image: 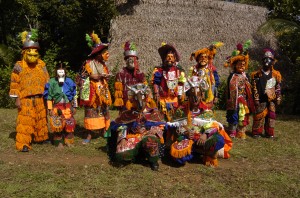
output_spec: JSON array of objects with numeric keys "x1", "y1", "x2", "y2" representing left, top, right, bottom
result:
[{"x1": 258, "y1": 19, "x2": 300, "y2": 36}]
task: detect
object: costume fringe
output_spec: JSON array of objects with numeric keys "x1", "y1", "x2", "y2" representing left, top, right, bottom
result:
[
  {"x1": 64, "y1": 137, "x2": 74, "y2": 145},
  {"x1": 272, "y1": 69, "x2": 282, "y2": 82},
  {"x1": 65, "y1": 123, "x2": 75, "y2": 132},
  {"x1": 114, "y1": 83, "x2": 124, "y2": 106},
  {"x1": 170, "y1": 140, "x2": 193, "y2": 159},
  {"x1": 114, "y1": 90, "x2": 123, "y2": 98},
  {"x1": 50, "y1": 116, "x2": 64, "y2": 133},
  {"x1": 114, "y1": 98, "x2": 124, "y2": 107},
  {"x1": 204, "y1": 156, "x2": 218, "y2": 167},
  {"x1": 47, "y1": 100, "x2": 53, "y2": 109},
  {"x1": 147, "y1": 97, "x2": 157, "y2": 108}
]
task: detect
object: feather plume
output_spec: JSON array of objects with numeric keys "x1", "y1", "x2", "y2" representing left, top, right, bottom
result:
[
  {"x1": 20, "y1": 31, "x2": 28, "y2": 43},
  {"x1": 85, "y1": 34, "x2": 93, "y2": 48},
  {"x1": 212, "y1": 41, "x2": 224, "y2": 48},
  {"x1": 130, "y1": 42, "x2": 137, "y2": 51},
  {"x1": 91, "y1": 31, "x2": 101, "y2": 44},
  {"x1": 236, "y1": 43, "x2": 243, "y2": 52},
  {"x1": 232, "y1": 50, "x2": 240, "y2": 56},
  {"x1": 124, "y1": 41, "x2": 130, "y2": 51},
  {"x1": 30, "y1": 29, "x2": 38, "y2": 41},
  {"x1": 243, "y1": 40, "x2": 252, "y2": 52}
]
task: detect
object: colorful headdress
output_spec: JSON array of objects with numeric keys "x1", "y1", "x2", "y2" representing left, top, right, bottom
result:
[
  {"x1": 86, "y1": 31, "x2": 109, "y2": 56},
  {"x1": 20, "y1": 29, "x2": 40, "y2": 49},
  {"x1": 123, "y1": 41, "x2": 138, "y2": 59},
  {"x1": 190, "y1": 41, "x2": 224, "y2": 61},
  {"x1": 224, "y1": 40, "x2": 252, "y2": 69},
  {"x1": 158, "y1": 42, "x2": 180, "y2": 62}
]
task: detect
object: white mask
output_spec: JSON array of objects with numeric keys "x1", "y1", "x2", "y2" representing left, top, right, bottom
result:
[{"x1": 57, "y1": 69, "x2": 65, "y2": 83}]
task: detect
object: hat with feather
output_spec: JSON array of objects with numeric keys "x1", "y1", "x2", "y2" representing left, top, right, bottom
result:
[
  {"x1": 190, "y1": 41, "x2": 224, "y2": 62},
  {"x1": 158, "y1": 42, "x2": 180, "y2": 62},
  {"x1": 263, "y1": 48, "x2": 275, "y2": 60},
  {"x1": 224, "y1": 40, "x2": 251, "y2": 69},
  {"x1": 20, "y1": 29, "x2": 40, "y2": 49},
  {"x1": 86, "y1": 31, "x2": 109, "y2": 57}
]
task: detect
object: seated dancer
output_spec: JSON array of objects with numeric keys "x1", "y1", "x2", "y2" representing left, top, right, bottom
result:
[
  {"x1": 44, "y1": 63, "x2": 77, "y2": 148},
  {"x1": 224, "y1": 40, "x2": 254, "y2": 139},
  {"x1": 166, "y1": 76, "x2": 232, "y2": 167},
  {"x1": 108, "y1": 84, "x2": 166, "y2": 171}
]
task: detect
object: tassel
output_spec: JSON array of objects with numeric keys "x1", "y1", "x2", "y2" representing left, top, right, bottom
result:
[
  {"x1": 114, "y1": 90, "x2": 123, "y2": 98},
  {"x1": 114, "y1": 82, "x2": 123, "y2": 90},
  {"x1": 114, "y1": 98, "x2": 124, "y2": 107},
  {"x1": 126, "y1": 100, "x2": 133, "y2": 110}
]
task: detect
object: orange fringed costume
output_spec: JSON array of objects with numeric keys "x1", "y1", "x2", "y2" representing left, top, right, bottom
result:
[
  {"x1": 83, "y1": 60, "x2": 112, "y2": 130},
  {"x1": 10, "y1": 59, "x2": 49, "y2": 150}
]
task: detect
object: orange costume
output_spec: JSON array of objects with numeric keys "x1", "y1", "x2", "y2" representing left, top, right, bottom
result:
[
  {"x1": 78, "y1": 32, "x2": 112, "y2": 134},
  {"x1": 9, "y1": 30, "x2": 49, "y2": 151},
  {"x1": 83, "y1": 59, "x2": 112, "y2": 130}
]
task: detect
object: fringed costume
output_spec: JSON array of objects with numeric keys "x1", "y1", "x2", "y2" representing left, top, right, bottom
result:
[
  {"x1": 224, "y1": 40, "x2": 254, "y2": 139},
  {"x1": 226, "y1": 73, "x2": 254, "y2": 138},
  {"x1": 10, "y1": 59, "x2": 49, "y2": 151},
  {"x1": 188, "y1": 65, "x2": 215, "y2": 110},
  {"x1": 114, "y1": 41, "x2": 147, "y2": 110},
  {"x1": 166, "y1": 112, "x2": 232, "y2": 167},
  {"x1": 44, "y1": 77, "x2": 77, "y2": 146},
  {"x1": 81, "y1": 59, "x2": 112, "y2": 131},
  {"x1": 109, "y1": 110, "x2": 165, "y2": 163},
  {"x1": 152, "y1": 43, "x2": 186, "y2": 122},
  {"x1": 189, "y1": 42, "x2": 223, "y2": 111},
  {"x1": 251, "y1": 59, "x2": 282, "y2": 137},
  {"x1": 108, "y1": 83, "x2": 166, "y2": 170}
]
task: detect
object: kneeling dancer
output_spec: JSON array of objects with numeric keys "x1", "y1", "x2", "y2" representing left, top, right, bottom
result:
[{"x1": 108, "y1": 84, "x2": 166, "y2": 171}]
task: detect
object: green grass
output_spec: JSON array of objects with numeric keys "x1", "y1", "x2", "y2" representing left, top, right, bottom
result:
[{"x1": 0, "y1": 108, "x2": 299, "y2": 197}]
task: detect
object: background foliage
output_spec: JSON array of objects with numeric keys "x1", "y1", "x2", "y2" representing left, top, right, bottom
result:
[{"x1": 0, "y1": 0, "x2": 118, "y2": 108}]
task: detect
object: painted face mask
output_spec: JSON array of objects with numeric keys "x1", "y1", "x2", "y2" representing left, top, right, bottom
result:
[
  {"x1": 24, "y1": 49, "x2": 39, "y2": 64},
  {"x1": 126, "y1": 57, "x2": 135, "y2": 70},
  {"x1": 101, "y1": 50, "x2": 109, "y2": 62},
  {"x1": 263, "y1": 57, "x2": 274, "y2": 67},
  {"x1": 165, "y1": 53, "x2": 175, "y2": 67},
  {"x1": 57, "y1": 69, "x2": 65, "y2": 83},
  {"x1": 198, "y1": 54, "x2": 208, "y2": 67}
]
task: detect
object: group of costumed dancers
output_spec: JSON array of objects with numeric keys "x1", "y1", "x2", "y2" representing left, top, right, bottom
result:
[{"x1": 9, "y1": 30, "x2": 282, "y2": 171}]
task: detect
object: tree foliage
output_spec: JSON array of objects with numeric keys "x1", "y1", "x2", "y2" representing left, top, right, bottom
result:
[{"x1": 0, "y1": 0, "x2": 118, "y2": 108}]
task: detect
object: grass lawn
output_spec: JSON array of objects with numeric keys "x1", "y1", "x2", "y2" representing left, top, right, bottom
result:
[{"x1": 0, "y1": 108, "x2": 299, "y2": 197}]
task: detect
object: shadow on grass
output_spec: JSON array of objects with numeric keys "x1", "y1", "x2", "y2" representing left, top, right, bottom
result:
[
  {"x1": 160, "y1": 150, "x2": 188, "y2": 168},
  {"x1": 9, "y1": 131, "x2": 16, "y2": 140}
]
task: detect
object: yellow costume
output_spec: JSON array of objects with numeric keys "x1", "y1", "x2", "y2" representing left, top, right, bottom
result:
[{"x1": 10, "y1": 58, "x2": 49, "y2": 150}]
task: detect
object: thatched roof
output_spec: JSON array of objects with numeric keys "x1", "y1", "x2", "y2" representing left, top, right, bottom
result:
[{"x1": 109, "y1": 0, "x2": 276, "y2": 77}]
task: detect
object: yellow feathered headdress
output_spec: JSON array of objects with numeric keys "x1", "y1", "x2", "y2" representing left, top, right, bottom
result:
[{"x1": 190, "y1": 41, "x2": 224, "y2": 61}]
